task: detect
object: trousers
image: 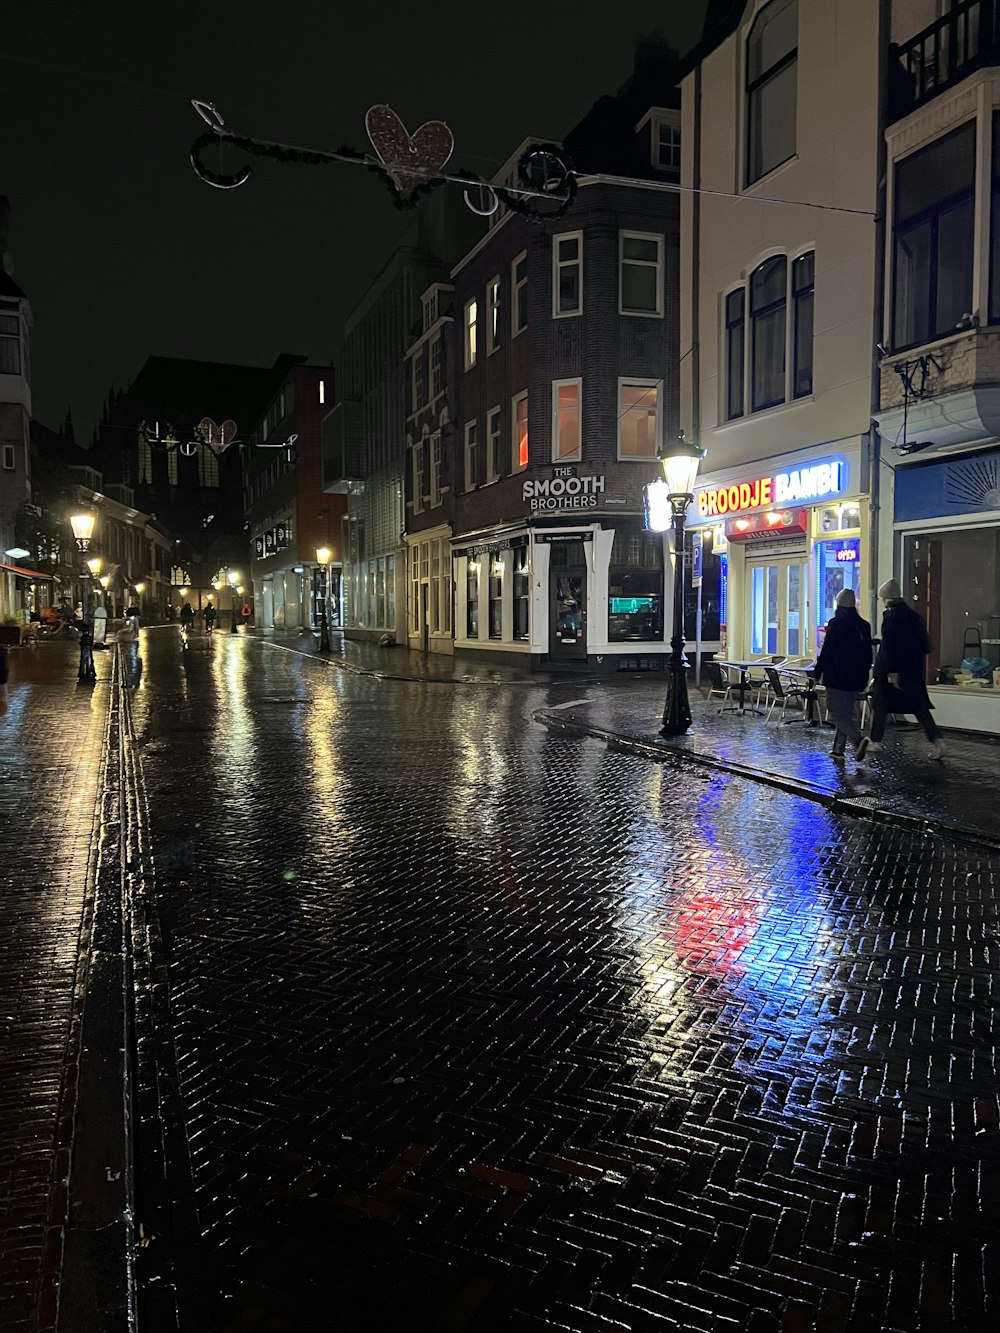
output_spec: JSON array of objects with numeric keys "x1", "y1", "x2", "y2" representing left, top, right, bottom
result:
[{"x1": 824, "y1": 686, "x2": 863, "y2": 751}]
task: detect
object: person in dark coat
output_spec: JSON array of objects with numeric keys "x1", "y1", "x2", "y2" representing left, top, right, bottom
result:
[
  {"x1": 857, "y1": 579, "x2": 943, "y2": 762},
  {"x1": 813, "y1": 588, "x2": 872, "y2": 759}
]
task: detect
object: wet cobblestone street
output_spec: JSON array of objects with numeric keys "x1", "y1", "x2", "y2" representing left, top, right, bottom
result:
[{"x1": 120, "y1": 629, "x2": 1000, "y2": 1332}]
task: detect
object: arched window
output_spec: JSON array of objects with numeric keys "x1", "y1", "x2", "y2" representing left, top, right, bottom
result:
[
  {"x1": 746, "y1": 0, "x2": 798, "y2": 185},
  {"x1": 750, "y1": 255, "x2": 788, "y2": 412}
]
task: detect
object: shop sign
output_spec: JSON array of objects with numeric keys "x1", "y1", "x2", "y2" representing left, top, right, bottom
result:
[
  {"x1": 535, "y1": 531, "x2": 593, "y2": 544},
  {"x1": 724, "y1": 509, "x2": 808, "y2": 541},
  {"x1": 696, "y1": 458, "x2": 847, "y2": 520},
  {"x1": 523, "y1": 465, "x2": 606, "y2": 511},
  {"x1": 264, "y1": 529, "x2": 276, "y2": 555},
  {"x1": 275, "y1": 522, "x2": 289, "y2": 548},
  {"x1": 253, "y1": 536, "x2": 265, "y2": 560},
  {"x1": 833, "y1": 539, "x2": 860, "y2": 563},
  {"x1": 691, "y1": 532, "x2": 703, "y2": 587}
]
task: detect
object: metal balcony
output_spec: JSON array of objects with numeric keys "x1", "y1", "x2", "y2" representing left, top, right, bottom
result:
[{"x1": 889, "y1": 0, "x2": 1000, "y2": 124}]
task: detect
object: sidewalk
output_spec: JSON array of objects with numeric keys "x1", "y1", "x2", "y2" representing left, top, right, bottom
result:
[{"x1": 244, "y1": 629, "x2": 1000, "y2": 849}]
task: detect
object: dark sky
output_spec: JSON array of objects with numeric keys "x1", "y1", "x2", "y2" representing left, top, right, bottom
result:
[{"x1": 3, "y1": 1, "x2": 708, "y2": 442}]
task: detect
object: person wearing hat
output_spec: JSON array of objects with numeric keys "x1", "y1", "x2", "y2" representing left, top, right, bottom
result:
[
  {"x1": 856, "y1": 579, "x2": 943, "y2": 761},
  {"x1": 813, "y1": 587, "x2": 873, "y2": 759}
]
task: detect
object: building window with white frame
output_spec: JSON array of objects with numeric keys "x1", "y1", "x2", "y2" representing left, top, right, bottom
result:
[
  {"x1": 430, "y1": 336, "x2": 443, "y2": 398},
  {"x1": 511, "y1": 252, "x2": 528, "y2": 335},
  {"x1": 430, "y1": 432, "x2": 442, "y2": 506},
  {"x1": 512, "y1": 391, "x2": 529, "y2": 472},
  {"x1": 412, "y1": 347, "x2": 427, "y2": 411},
  {"x1": 2, "y1": 443, "x2": 15, "y2": 470},
  {"x1": 512, "y1": 544, "x2": 529, "y2": 640},
  {"x1": 552, "y1": 232, "x2": 582, "y2": 316},
  {"x1": 487, "y1": 276, "x2": 500, "y2": 353},
  {"x1": 725, "y1": 288, "x2": 745, "y2": 421},
  {"x1": 488, "y1": 557, "x2": 503, "y2": 639},
  {"x1": 652, "y1": 114, "x2": 680, "y2": 171},
  {"x1": 464, "y1": 298, "x2": 478, "y2": 369},
  {"x1": 617, "y1": 380, "x2": 660, "y2": 459},
  {"x1": 486, "y1": 407, "x2": 502, "y2": 483},
  {"x1": 746, "y1": 0, "x2": 797, "y2": 186},
  {"x1": 413, "y1": 437, "x2": 426, "y2": 515},
  {"x1": 751, "y1": 255, "x2": 788, "y2": 411},
  {"x1": 0, "y1": 312, "x2": 21, "y2": 374},
  {"x1": 725, "y1": 251, "x2": 813, "y2": 416},
  {"x1": 552, "y1": 380, "x2": 582, "y2": 462},
  {"x1": 464, "y1": 420, "x2": 478, "y2": 491},
  {"x1": 792, "y1": 251, "x2": 814, "y2": 397},
  {"x1": 422, "y1": 291, "x2": 438, "y2": 331},
  {"x1": 619, "y1": 232, "x2": 663, "y2": 316}
]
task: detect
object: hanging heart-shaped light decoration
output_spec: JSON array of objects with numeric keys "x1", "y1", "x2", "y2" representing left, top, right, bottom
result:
[
  {"x1": 365, "y1": 104, "x2": 454, "y2": 195},
  {"x1": 197, "y1": 417, "x2": 238, "y2": 455}
]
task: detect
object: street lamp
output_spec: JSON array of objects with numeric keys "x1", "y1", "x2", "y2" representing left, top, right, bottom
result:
[
  {"x1": 646, "y1": 435, "x2": 706, "y2": 737},
  {"x1": 228, "y1": 569, "x2": 240, "y2": 633},
  {"x1": 70, "y1": 512, "x2": 97, "y2": 680},
  {"x1": 315, "y1": 546, "x2": 332, "y2": 652}
]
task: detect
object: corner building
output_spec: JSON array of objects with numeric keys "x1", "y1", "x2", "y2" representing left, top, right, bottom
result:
[{"x1": 450, "y1": 60, "x2": 683, "y2": 670}]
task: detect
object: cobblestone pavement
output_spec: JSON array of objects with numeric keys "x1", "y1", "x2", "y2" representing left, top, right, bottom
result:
[
  {"x1": 121, "y1": 628, "x2": 1000, "y2": 1332},
  {"x1": 0, "y1": 640, "x2": 114, "y2": 1331}
]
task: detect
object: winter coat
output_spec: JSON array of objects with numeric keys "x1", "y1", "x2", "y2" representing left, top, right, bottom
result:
[
  {"x1": 814, "y1": 607, "x2": 872, "y2": 692},
  {"x1": 874, "y1": 598, "x2": 933, "y2": 713}
]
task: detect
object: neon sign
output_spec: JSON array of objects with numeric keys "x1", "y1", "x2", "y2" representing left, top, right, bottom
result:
[{"x1": 696, "y1": 459, "x2": 846, "y2": 519}]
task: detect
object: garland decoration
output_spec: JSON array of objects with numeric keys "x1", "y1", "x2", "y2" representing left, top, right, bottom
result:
[{"x1": 189, "y1": 100, "x2": 576, "y2": 222}]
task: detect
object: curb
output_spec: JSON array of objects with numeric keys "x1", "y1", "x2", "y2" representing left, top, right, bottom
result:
[{"x1": 533, "y1": 708, "x2": 1000, "y2": 854}]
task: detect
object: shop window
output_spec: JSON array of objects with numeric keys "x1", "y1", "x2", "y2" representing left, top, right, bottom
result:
[
  {"x1": 818, "y1": 503, "x2": 861, "y2": 533},
  {"x1": 816, "y1": 537, "x2": 862, "y2": 648},
  {"x1": 792, "y1": 251, "x2": 814, "y2": 397},
  {"x1": 683, "y1": 537, "x2": 723, "y2": 643},
  {"x1": 409, "y1": 547, "x2": 420, "y2": 634},
  {"x1": 619, "y1": 232, "x2": 663, "y2": 316},
  {"x1": 747, "y1": 0, "x2": 797, "y2": 186},
  {"x1": 906, "y1": 528, "x2": 1000, "y2": 680},
  {"x1": 751, "y1": 256, "x2": 787, "y2": 411},
  {"x1": 513, "y1": 544, "x2": 529, "y2": 639},
  {"x1": 553, "y1": 232, "x2": 583, "y2": 316},
  {"x1": 893, "y1": 121, "x2": 975, "y2": 349},
  {"x1": 489, "y1": 558, "x2": 503, "y2": 639},
  {"x1": 618, "y1": 380, "x2": 660, "y2": 459},
  {"x1": 467, "y1": 559, "x2": 480, "y2": 638},
  {"x1": 725, "y1": 288, "x2": 745, "y2": 420},
  {"x1": 552, "y1": 379, "x2": 582, "y2": 462},
  {"x1": 608, "y1": 529, "x2": 664, "y2": 641}
]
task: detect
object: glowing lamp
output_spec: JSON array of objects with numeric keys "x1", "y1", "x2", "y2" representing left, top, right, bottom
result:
[
  {"x1": 659, "y1": 435, "x2": 706, "y2": 498},
  {"x1": 70, "y1": 511, "x2": 96, "y2": 547}
]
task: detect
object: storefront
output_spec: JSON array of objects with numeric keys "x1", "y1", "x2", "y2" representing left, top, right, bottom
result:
[
  {"x1": 687, "y1": 441, "x2": 868, "y2": 663},
  {"x1": 452, "y1": 512, "x2": 669, "y2": 670},
  {"x1": 893, "y1": 445, "x2": 1000, "y2": 734}
]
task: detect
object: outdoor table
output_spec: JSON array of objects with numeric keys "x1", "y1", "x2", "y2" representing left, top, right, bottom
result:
[{"x1": 717, "y1": 659, "x2": 769, "y2": 715}]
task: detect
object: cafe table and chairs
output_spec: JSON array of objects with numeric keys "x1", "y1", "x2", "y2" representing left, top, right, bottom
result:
[
  {"x1": 775, "y1": 661, "x2": 829, "y2": 726},
  {"x1": 703, "y1": 660, "x2": 740, "y2": 713},
  {"x1": 716, "y1": 658, "x2": 774, "y2": 714}
]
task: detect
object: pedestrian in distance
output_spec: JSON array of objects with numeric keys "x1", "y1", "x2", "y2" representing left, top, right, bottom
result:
[
  {"x1": 856, "y1": 579, "x2": 944, "y2": 763},
  {"x1": 179, "y1": 602, "x2": 195, "y2": 632},
  {"x1": 125, "y1": 602, "x2": 140, "y2": 635},
  {"x1": 813, "y1": 588, "x2": 872, "y2": 760},
  {"x1": 204, "y1": 601, "x2": 217, "y2": 635}
]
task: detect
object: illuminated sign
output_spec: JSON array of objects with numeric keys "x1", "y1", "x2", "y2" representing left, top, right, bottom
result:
[
  {"x1": 832, "y1": 539, "x2": 860, "y2": 563},
  {"x1": 523, "y1": 465, "x2": 606, "y2": 511},
  {"x1": 696, "y1": 459, "x2": 847, "y2": 519},
  {"x1": 725, "y1": 509, "x2": 808, "y2": 541}
]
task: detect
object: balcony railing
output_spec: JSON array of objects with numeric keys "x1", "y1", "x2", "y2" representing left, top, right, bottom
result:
[{"x1": 889, "y1": 0, "x2": 1000, "y2": 123}]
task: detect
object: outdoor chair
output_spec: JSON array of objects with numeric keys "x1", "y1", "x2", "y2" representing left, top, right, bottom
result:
[
  {"x1": 762, "y1": 666, "x2": 810, "y2": 722},
  {"x1": 704, "y1": 660, "x2": 738, "y2": 713}
]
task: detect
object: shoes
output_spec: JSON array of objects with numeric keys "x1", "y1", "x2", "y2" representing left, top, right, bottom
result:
[
  {"x1": 854, "y1": 737, "x2": 869, "y2": 762},
  {"x1": 831, "y1": 748, "x2": 846, "y2": 760},
  {"x1": 929, "y1": 741, "x2": 945, "y2": 761}
]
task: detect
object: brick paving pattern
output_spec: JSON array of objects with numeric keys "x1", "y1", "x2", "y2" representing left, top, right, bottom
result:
[
  {"x1": 122, "y1": 629, "x2": 1000, "y2": 1332},
  {"x1": 0, "y1": 641, "x2": 112, "y2": 1331}
]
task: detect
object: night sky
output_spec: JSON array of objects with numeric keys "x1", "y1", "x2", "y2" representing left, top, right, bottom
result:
[{"x1": 3, "y1": 1, "x2": 708, "y2": 442}]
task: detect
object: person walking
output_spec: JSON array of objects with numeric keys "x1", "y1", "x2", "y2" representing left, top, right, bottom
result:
[
  {"x1": 204, "y1": 600, "x2": 217, "y2": 635},
  {"x1": 856, "y1": 579, "x2": 943, "y2": 762},
  {"x1": 813, "y1": 588, "x2": 872, "y2": 760},
  {"x1": 179, "y1": 602, "x2": 195, "y2": 632}
]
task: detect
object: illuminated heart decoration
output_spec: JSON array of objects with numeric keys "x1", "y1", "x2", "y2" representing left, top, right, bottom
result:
[
  {"x1": 198, "y1": 417, "x2": 238, "y2": 455},
  {"x1": 365, "y1": 104, "x2": 453, "y2": 194}
]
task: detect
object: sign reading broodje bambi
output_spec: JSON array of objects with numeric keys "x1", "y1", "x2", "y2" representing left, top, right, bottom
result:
[
  {"x1": 694, "y1": 457, "x2": 848, "y2": 520},
  {"x1": 523, "y1": 466, "x2": 607, "y2": 511}
]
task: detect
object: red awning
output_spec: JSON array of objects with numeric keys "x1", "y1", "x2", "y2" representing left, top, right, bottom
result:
[{"x1": 1, "y1": 562, "x2": 54, "y2": 581}]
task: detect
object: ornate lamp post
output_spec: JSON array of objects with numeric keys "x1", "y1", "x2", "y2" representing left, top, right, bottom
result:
[
  {"x1": 70, "y1": 511, "x2": 98, "y2": 681},
  {"x1": 315, "y1": 546, "x2": 332, "y2": 652},
  {"x1": 228, "y1": 569, "x2": 240, "y2": 633},
  {"x1": 645, "y1": 436, "x2": 706, "y2": 737}
]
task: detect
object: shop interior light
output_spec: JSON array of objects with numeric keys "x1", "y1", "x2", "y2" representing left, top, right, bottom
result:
[{"x1": 4, "y1": 546, "x2": 31, "y2": 559}]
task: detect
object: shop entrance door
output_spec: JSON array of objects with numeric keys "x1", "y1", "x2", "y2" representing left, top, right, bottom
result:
[
  {"x1": 549, "y1": 542, "x2": 587, "y2": 660},
  {"x1": 747, "y1": 556, "x2": 808, "y2": 658}
]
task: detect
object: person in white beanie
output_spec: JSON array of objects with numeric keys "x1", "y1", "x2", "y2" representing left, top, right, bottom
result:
[
  {"x1": 813, "y1": 587, "x2": 872, "y2": 759},
  {"x1": 856, "y1": 579, "x2": 943, "y2": 761}
]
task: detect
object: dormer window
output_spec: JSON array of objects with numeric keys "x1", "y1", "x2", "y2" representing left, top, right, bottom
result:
[
  {"x1": 422, "y1": 292, "x2": 438, "y2": 332},
  {"x1": 652, "y1": 114, "x2": 680, "y2": 171}
]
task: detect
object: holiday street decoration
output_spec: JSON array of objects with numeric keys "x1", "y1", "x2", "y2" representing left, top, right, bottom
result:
[
  {"x1": 197, "y1": 417, "x2": 238, "y2": 455},
  {"x1": 139, "y1": 419, "x2": 299, "y2": 466},
  {"x1": 189, "y1": 100, "x2": 576, "y2": 222}
]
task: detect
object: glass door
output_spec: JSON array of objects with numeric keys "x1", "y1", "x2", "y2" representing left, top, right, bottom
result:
[
  {"x1": 548, "y1": 541, "x2": 588, "y2": 660},
  {"x1": 748, "y1": 557, "x2": 809, "y2": 657}
]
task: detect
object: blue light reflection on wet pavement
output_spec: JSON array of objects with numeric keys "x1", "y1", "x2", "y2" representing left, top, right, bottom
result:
[{"x1": 128, "y1": 631, "x2": 1000, "y2": 1332}]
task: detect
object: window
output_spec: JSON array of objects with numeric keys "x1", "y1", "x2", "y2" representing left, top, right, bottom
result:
[
  {"x1": 792, "y1": 251, "x2": 814, "y2": 397},
  {"x1": 608, "y1": 530, "x2": 664, "y2": 641},
  {"x1": 412, "y1": 348, "x2": 427, "y2": 411},
  {"x1": 894, "y1": 121, "x2": 975, "y2": 348},
  {"x1": 487, "y1": 276, "x2": 500, "y2": 353},
  {"x1": 464, "y1": 420, "x2": 478, "y2": 491},
  {"x1": 746, "y1": 0, "x2": 797, "y2": 186},
  {"x1": 991, "y1": 113, "x2": 1000, "y2": 322},
  {"x1": 467, "y1": 559, "x2": 479, "y2": 637},
  {"x1": 653, "y1": 115, "x2": 681, "y2": 171},
  {"x1": 489, "y1": 558, "x2": 503, "y2": 639},
  {"x1": 430, "y1": 432, "x2": 442, "y2": 506},
  {"x1": 318, "y1": 379, "x2": 326, "y2": 404},
  {"x1": 409, "y1": 545, "x2": 420, "y2": 635},
  {"x1": 2, "y1": 444, "x2": 14, "y2": 470},
  {"x1": 0, "y1": 312, "x2": 20, "y2": 374},
  {"x1": 486, "y1": 407, "x2": 502, "y2": 483},
  {"x1": 725, "y1": 288, "x2": 746, "y2": 420},
  {"x1": 620, "y1": 232, "x2": 663, "y2": 316},
  {"x1": 511, "y1": 251, "x2": 528, "y2": 335},
  {"x1": 513, "y1": 544, "x2": 529, "y2": 640},
  {"x1": 552, "y1": 232, "x2": 582, "y2": 316},
  {"x1": 430, "y1": 336, "x2": 443, "y2": 397},
  {"x1": 413, "y1": 437, "x2": 426, "y2": 515},
  {"x1": 197, "y1": 445, "x2": 219, "y2": 487},
  {"x1": 422, "y1": 291, "x2": 438, "y2": 331},
  {"x1": 552, "y1": 380, "x2": 582, "y2": 462},
  {"x1": 464, "y1": 298, "x2": 478, "y2": 369},
  {"x1": 750, "y1": 255, "x2": 787, "y2": 411},
  {"x1": 617, "y1": 381, "x2": 660, "y2": 459},
  {"x1": 512, "y1": 392, "x2": 529, "y2": 472}
]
